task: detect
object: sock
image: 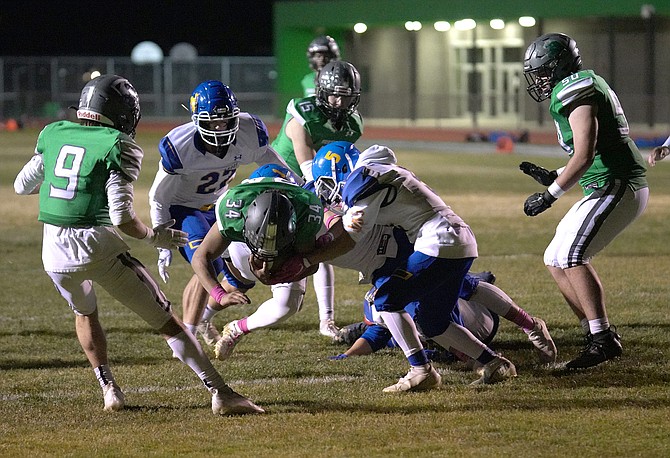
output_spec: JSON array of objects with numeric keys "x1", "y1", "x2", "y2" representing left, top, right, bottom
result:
[
  {"x1": 94, "y1": 364, "x2": 115, "y2": 389},
  {"x1": 185, "y1": 323, "x2": 197, "y2": 336},
  {"x1": 580, "y1": 318, "x2": 590, "y2": 335},
  {"x1": 201, "y1": 305, "x2": 219, "y2": 323},
  {"x1": 378, "y1": 310, "x2": 426, "y2": 362},
  {"x1": 167, "y1": 330, "x2": 227, "y2": 392},
  {"x1": 588, "y1": 317, "x2": 610, "y2": 335},
  {"x1": 506, "y1": 307, "x2": 535, "y2": 333},
  {"x1": 314, "y1": 263, "x2": 335, "y2": 321},
  {"x1": 407, "y1": 351, "x2": 429, "y2": 367},
  {"x1": 429, "y1": 322, "x2": 497, "y2": 364}
]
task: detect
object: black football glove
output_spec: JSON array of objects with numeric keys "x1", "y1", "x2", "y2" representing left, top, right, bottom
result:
[
  {"x1": 524, "y1": 190, "x2": 557, "y2": 216},
  {"x1": 519, "y1": 161, "x2": 558, "y2": 186}
]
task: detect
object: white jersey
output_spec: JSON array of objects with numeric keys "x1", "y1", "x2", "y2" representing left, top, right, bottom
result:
[
  {"x1": 340, "y1": 145, "x2": 478, "y2": 259},
  {"x1": 149, "y1": 113, "x2": 288, "y2": 226},
  {"x1": 328, "y1": 225, "x2": 400, "y2": 282}
]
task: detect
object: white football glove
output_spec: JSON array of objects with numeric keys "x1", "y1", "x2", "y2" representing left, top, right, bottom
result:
[
  {"x1": 157, "y1": 248, "x2": 172, "y2": 283},
  {"x1": 144, "y1": 219, "x2": 188, "y2": 250}
]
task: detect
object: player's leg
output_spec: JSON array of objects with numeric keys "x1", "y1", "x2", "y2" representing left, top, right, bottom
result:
[
  {"x1": 374, "y1": 266, "x2": 440, "y2": 393},
  {"x1": 177, "y1": 208, "x2": 224, "y2": 344},
  {"x1": 47, "y1": 271, "x2": 124, "y2": 412},
  {"x1": 469, "y1": 280, "x2": 557, "y2": 363},
  {"x1": 215, "y1": 279, "x2": 306, "y2": 360},
  {"x1": 548, "y1": 184, "x2": 647, "y2": 369},
  {"x1": 313, "y1": 262, "x2": 338, "y2": 337},
  {"x1": 96, "y1": 252, "x2": 263, "y2": 415}
]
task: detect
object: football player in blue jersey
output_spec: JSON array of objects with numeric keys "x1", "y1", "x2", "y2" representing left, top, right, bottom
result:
[
  {"x1": 272, "y1": 142, "x2": 528, "y2": 391},
  {"x1": 148, "y1": 80, "x2": 290, "y2": 348},
  {"x1": 521, "y1": 33, "x2": 648, "y2": 369}
]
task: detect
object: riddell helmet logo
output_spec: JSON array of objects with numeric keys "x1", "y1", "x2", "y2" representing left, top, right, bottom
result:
[{"x1": 77, "y1": 110, "x2": 101, "y2": 121}]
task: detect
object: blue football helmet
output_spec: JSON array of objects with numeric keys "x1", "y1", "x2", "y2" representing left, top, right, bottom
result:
[
  {"x1": 248, "y1": 163, "x2": 301, "y2": 185},
  {"x1": 312, "y1": 141, "x2": 361, "y2": 211},
  {"x1": 189, "y1": 80, "x2": 240, "y2": 147}
]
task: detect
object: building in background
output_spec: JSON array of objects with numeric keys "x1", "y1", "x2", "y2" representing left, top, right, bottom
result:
[{"x1": 274, "y1": 0, "x2": 670, "y2": 132}]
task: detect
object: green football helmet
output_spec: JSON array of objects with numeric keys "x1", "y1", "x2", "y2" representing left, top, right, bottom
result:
[{"x1": 523, "y1": 33, "x2": 582, "y2": 102}]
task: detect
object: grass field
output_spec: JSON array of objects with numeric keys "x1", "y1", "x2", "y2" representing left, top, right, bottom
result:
[{"x1": 1, "y1": 128, "x2": 670, "y2": 457}]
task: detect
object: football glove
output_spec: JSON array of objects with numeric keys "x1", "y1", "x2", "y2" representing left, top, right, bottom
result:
[
  {"x1": 146, "y1": 219, "x2": 188, "y2": 250},
  {"x1": 157, "y1": 248, "x2": 172, "y2": 283},
  {"x1": 266, "y1": 255, "x2": 311, "y2": 284},
  {"x1": 519, "y1": 161, "x2": 558, "y2": 186},
  {"x1": 328, "y1": 353, "x2": 349, "y2": 360},
  {"x1": 524, "y1": 190, "x2": 557, "y2": 217}
]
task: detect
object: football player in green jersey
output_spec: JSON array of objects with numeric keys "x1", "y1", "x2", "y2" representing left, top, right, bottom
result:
[
  {"x1": 301, "y1": 35, "x2": 340, "y2": 97},
  {"x1": 14, "y1": 75, "x2": 263, "y2": 415},
  {"x1": 521, "y1": 33, "x2": 649, "y2": 370},
  {"x1": 191, "y1": 172, "x2": 324, "y2": 307},
  {"x1": 272, "y1": 60, "x2": 363, "y2": 338}
]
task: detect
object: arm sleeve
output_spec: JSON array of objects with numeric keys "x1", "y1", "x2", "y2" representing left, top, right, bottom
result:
[
  {"x1": 107, "y1": 170, "x2": 136, "y2": 226},
  {"x1": 148, "y1": 166, "x2": 181, "y2": 226},
  {"x1": 14, "y1": 154, "x2": 44, "y2": 195}
]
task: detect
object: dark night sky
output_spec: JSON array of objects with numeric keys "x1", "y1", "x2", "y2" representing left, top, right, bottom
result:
[{"x1": 0, "y1": 1, "x2": 276, "y2": 57}]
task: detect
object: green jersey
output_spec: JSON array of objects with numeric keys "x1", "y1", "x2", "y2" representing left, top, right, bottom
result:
[
  {"x1": 271, "y1": 96, "x2": 364, "y2": 175},
  {"x1": 550, "y1": 69, "x2": 647, "y2": 194},
  {"x1": 215, "y1": 177, "x2": 323, "y2": 253},
  {"x1": 36, "y1": 121, "x2": 143, "y2": 227},
  {"x1": 301, "y1": 72, "x2": 317, "y2": 97}
]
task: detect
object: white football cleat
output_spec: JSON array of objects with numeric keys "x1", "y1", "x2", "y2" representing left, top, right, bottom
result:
[
  {"x1": 470, "y1": 355, "x2": 517, "y2": 385},
  {"x1": 197, "y1": 320, "x2": 221, "y2": 347},
  {"x1": 211, "y1": 387, "x2": 265, "y2": 415},
  {"x1": 214, "y1": 321, "x2": 244, "y2": 361},
  {"x1": 382, "y1": 363, "x2": 441, "y2": 393},
  {"x1": 319, "y1": 319, "x2": 340, "y2": 338},
  {"x1": 103, "y1": 382, "x2": 125, "y2": 412},
  {"x1": 527, "y1": 317, "x2": 557, "y2": 364}
]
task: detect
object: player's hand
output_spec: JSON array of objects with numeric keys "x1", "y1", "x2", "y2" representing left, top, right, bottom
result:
[
  {"x1": 648, "y1": 145, "x2": 669, "y2": 167},
  {"x1": 149, "y1": 219, "x2": 188, "y2": 249},
  {"x1": 524, "y1": 190, "x2": 556, "y2": 216},
  {"x1": 219, "y1": 290, "x2": 251, "y2": 308},
  {"x1": 157, "y1": 248, "x2": 172, "y2": 283},
  {"x1": 519, "y1": 161, "x2": 558, "y2": 186}
]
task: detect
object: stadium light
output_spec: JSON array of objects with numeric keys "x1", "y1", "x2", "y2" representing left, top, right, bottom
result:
[
  {"x1": 519, "y1": 16, "x2": 536, "y2": 27},
  {"x1": 454, "y1": 19, "x2": 476, "y2": 30},
  {"x1": 434, "y1": 21, "x2": 451, "y2": 32},
  {"x1": 404, "y1": 21, "x2": 422, "y2": 31},
  {"x1": 354, "y1": 22, "x2": 367, "y2": 33},
  {"x1": 490, "y1": 19, "x2": 505, "y2": 30}
]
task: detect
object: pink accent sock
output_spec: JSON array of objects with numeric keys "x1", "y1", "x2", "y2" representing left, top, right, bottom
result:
[
  {"x1": 238, "y1": 317, "x2": 250, "y2": 334},
  {"x1": 506, "y1": 308, "x2": 535, "y2": 332}
]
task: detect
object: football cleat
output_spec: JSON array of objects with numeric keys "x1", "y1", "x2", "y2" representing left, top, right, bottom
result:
[
  {"x1": 332, "y1": 321, "x2": 368, "y2": 345},
  {"x1": 197, "y1": 320, "x2": 221, "y2": 347},
  {"x1": 382, "y1": 363, "x2": 441, "y2": 393},
  {"x1": 527, "y1": 317, "x2": 558, "y2": 364},
  {"x1": 214, "y1": 321, "x2": 244, "y2": 361},
  {"x1": 319, "y1": 319, "x2": 340, "y2": 338},
  {"x1": 103, "y1": 382, "x2": 125, "y2": 412},
  {"x1": 470, "y1": 355, "x2": 517, "y2": 385},
  {"x1": 565, "y1": 327, "x2": 622, "y2": 369},
  {"x1": 211, "y1": 386, "x2": 265, "y2": 415}
]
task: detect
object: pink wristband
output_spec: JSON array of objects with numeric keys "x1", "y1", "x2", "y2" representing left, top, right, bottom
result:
[
  {"x1": 210, "y1": 284, "x2": 227, "y2": 303},
  {"x1": 325, "y1": 213, "x2": 339, "y2": 229}
]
